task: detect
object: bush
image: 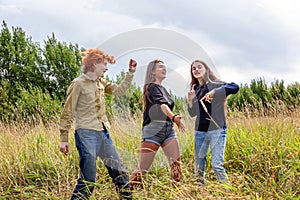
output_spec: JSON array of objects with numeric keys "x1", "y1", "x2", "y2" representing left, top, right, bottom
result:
[{"x1": 14, "y1": 86, "x2": 62, "y2": 124}]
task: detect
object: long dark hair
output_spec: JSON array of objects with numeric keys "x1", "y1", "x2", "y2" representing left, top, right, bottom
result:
[
  {"x1": 190, "y1": 60, "x2": 219, "y2": 89},
  {"x1": 143, "y1": 59, "x2": 164, "y2": 109}
]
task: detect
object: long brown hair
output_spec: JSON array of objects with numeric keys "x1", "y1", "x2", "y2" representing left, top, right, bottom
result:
[
  {"x1": 190, "y1": 60, "x2": 219, "y2": 89},
  {"x1": 143, "y1": 59, "x2": 164, "y2": 109}
]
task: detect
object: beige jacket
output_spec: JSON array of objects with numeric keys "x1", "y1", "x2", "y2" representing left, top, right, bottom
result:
[{"x1": 59, "y1": 72, "x2": 134, "y2": 142}]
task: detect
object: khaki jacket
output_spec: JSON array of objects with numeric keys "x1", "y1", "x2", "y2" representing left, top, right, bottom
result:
[{"x1": 59, "y1": 72, "x2": 134, "y2": 142}]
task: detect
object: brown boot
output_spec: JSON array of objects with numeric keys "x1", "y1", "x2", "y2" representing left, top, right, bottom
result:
[
  {"x1": 170, "y1": 160, "x2": 182, "y2": 182},
  {"x1": 129, "y1": 172, "x2": 143, "y2": 190}
]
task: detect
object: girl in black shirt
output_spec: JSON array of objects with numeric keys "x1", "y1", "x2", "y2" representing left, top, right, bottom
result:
[{"x1": 130, "y1": 60, "x2": 185, "y2": 188}]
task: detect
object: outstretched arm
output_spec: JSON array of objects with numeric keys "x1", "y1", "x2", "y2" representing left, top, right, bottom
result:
[{"x1": 202, "y1": 82, "x2": 240, "y2": 102}]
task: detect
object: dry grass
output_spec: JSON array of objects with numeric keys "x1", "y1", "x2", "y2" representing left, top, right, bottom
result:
[{"x1": 0, "y1": 109, "x2": 299, "y2": 199}]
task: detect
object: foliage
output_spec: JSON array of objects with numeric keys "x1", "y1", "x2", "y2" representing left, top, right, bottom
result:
[
  {"x1": 0, "y1": 80, "x2": 15, "y2": 121},
  {"x1": 0, "y1": 21, "x2": 81, "y2": 122},
  {"x1": 43, "y1": 33, "x2": 81, "y2": 101},
  {"x1": 0, "y1": 21, "x2": 46, "y2": 121},
  {"x1": 1, "y1": 20, "x2": 300, "y2": 123},
  {"x1": 14, "y1": 86, "x2": 62, "y2": 123},
  {"x1": 0, "y1": 21, "x2": 45, "y2": 92},
  {"x1": 227, "y1": 77, "x2": 300, "y2": 116},
  {"x1": 105, "y1": 71, "x2": 143, "y2": 118}
]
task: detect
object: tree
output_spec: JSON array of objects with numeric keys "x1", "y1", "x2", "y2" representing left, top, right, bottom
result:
[
  {"x1": 43, "y1": 33, "x2": 81, "y2": 101},
  {"x1": 0, "y1": 21, "x2": 81, "y2": 121},
  {"x1": 286, "y1": 82, "x2": 300, "y2": 109},
  {"x1": 0, "y1": 20, "x2": 45, "y2": 99},
  {"x1": 105, "y1": 71, "x2": 143, "y2": 118}
]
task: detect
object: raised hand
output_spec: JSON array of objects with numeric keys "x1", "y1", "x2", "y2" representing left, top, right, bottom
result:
[
  {"x1": 129, "y1": 59, "x2": 137, "y2": 73},
  {"x1": 188, "y1": 84, "x2": 196, "y2": 107}
]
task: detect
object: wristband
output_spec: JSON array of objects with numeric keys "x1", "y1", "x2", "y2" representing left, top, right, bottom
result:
[
  {"x1": 129, "y1": 68, "x2": 135, "y2": 73},
  {"x1": 171, "y1": 114, "x2": 179, "y2": 122}
]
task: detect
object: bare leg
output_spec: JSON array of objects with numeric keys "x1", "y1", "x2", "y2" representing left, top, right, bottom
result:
[
  {"x1": 162, "y1": 138, "x2": 182, "y2": 182},
  {"x1": 130, "y1": 142, "x2": 160, "y2": 188}
]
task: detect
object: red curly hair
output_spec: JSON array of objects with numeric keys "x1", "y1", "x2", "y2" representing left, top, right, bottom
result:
[{"x1": 81, "y1": 48, "x2": 116, "y2": 73}]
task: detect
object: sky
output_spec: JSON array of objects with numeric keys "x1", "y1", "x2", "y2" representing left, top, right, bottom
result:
[{"x1": 1, "y1": 0, "x2": 300, "y2": 97}]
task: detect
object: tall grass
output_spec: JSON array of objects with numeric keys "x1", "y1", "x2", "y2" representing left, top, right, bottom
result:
[{"x1": 0, "y1": 109, "x2": 299, "y2": 199}]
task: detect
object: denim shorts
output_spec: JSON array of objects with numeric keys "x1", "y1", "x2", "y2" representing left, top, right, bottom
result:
[{"x1": 142, "y1": 121, "x2": 177, "y2": 146}]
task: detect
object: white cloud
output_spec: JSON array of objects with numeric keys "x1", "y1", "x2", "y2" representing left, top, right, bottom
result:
[
  {"x1": 1, "y1": 0, "x2": 299, "y2": 87},
  {"x1": 1, "y1": 0, "x2": 144, "y2": 47},
  {"x1": 261, "y1": 0, "x2": 300, "y2": 32}
]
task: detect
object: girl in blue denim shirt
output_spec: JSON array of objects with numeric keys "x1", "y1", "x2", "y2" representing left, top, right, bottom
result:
[{"x1": 187, "y1": 60, "x2": 239, "y2": 185}]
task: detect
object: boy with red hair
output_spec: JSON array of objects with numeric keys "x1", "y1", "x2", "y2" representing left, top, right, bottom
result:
[{"x1": 59, "y1": 48, "x2": 137, "y2": 199}]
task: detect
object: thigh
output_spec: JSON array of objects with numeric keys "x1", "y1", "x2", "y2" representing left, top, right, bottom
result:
[
  {"x1": 75, "y1": 129, "x2": 99, "y2": 158},
  {"x1": 162, "y1": 138, "x2": 180, "y2": 162},
  {"x1": 140, "y1": 141, "x2": 160, "y2": 153},
  {"x1": 137, "y1": 141, "x2": 160, "y2": 172},
  {"x1": 75, "y1": 129, "x2": 99, "y2": 180},
  {"x1": 98, "y1": 130, "x2": 123, "y2": 170},
  {"x1": 194, "y1": 131, "x2": 209, "y2": 158},
  {"x1": 210, "y1": 129, "x2": 226, "y2": 161}
]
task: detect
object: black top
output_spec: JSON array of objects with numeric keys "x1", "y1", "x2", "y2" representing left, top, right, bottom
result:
[
  {"x1": 188, "y1": 82, "x2": 239, "y2": 131},
  {"x1": 143, "y1": 83, "x2": 174, "y2": 127}
]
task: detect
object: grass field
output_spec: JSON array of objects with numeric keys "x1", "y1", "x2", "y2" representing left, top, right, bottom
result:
[{"x1": 0, "y1": 110, "x2": 299, "y2": 199}]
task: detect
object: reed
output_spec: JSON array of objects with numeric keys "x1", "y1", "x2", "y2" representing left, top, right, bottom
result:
[{"x1": 0, "y1": 108, "x2": 299, "y2": 199}]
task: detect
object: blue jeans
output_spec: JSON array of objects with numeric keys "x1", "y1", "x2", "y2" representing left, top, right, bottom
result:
[
  {"x1": 71, "y1": 129, "x2": 131, "y2": 200},
  {"x1": 194, "y1": 128, "x2": 228, "y2": 184}
]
